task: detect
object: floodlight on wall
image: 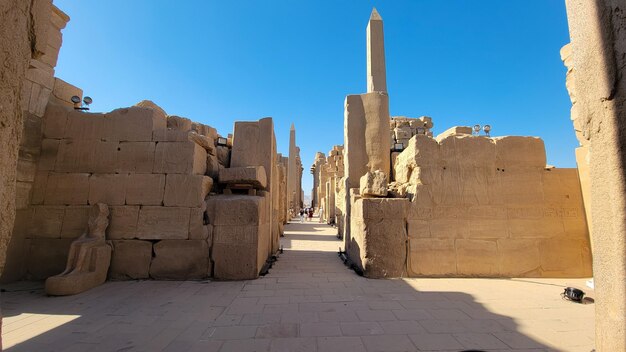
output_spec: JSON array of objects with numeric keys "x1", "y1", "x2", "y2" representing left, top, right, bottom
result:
[
  {"x1": 416, "y1": 127, "x2": 425, "y2": 135},
  {"x1": 72, "y1": 95, "x2": 93, "y2": 111},
  {"x1": 483, "y1": 124, "x2": 491, "y2": 137},
  {"x1": 473, "y1": 124, "x2": 481, "y2": 135},
  {"x1": 216, "y1": 137, "x2": 228, "y2": 146},
  {"x1": 393, "y1": 143, "x2": 404, "y2": 152}
]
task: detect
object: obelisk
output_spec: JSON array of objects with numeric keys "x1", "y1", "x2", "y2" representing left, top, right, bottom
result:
[
  {"x1": 367, "y1": 8, "x2": 387, "y2": 93},
  {"x1": 287, "y1": 123, "x2": 297, "y2": 213}
]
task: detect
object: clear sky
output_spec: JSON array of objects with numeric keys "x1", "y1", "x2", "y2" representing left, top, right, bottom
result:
[{"x1": 53, "y1": 0, "x2": 575, "y2": 199}]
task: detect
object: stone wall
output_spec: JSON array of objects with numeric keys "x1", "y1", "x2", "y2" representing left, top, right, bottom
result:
[
  {"x1": 395, "y1": 133, "x2": 592, "y2": 277},
  {"x1": 0, "y1": 0, "x2": 68, "y2": 278},
  {"x1": 5, "y1": 102, "x2": 221, "y2": 281}
]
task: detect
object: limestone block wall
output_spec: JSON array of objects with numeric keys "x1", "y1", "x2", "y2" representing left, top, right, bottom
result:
[
  {"x1": 389, "y1": 116, "x2": 433, "y2": 150},
  {"x1": 395, "y1": 134, "x2": 592, "y2": 278},
  {"x1": 6, "y1": 102, "x2": 223, "y2": 281}
]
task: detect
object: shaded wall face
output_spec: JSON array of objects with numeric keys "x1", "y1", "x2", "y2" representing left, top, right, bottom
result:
[
  {"x1": 0, "y1": 0, "x2": 68, "y2": 277},
  {"x1": 396, "y1": 134, "x2": 591, "y2": 278},
  {"x1": 565, "y1": 0, "x2": 626, "y2": 350}
]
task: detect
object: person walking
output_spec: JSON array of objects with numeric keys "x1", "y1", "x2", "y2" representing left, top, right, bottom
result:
[
  {"x1": 299, "y1": 209, "x2": 304, "y2": 223},
  {"x1": 319, "y1": 205, "x2": 324, "y2": 223}
]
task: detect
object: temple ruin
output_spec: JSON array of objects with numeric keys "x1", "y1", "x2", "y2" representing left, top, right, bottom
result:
[{"x1": 1, "y1": 1, "x2": 625, "y2": 350}]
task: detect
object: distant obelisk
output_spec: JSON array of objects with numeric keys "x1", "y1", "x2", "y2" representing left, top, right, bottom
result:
[
  {"x1": 366, "y1": 8, "x2": 387, "y2": 93},
  {"x1": 287, "y1": 123, "x2": 297, "y2": 212}
]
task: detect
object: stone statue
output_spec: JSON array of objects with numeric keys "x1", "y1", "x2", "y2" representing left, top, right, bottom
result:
[{"x1": 45, "y1": 203, "x2": 112, "y2": 296}]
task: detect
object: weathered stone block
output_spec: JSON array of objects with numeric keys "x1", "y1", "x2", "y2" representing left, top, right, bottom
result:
[
  {"x1": 408, "y1": 239, "x2": 456, "y2": 276},
  {"x1": 88, "y1": 174, "x2": 128, "y2": 206},
  {"x1": 163, "y1": 175, "x2": 212, "y2": 207},
  {"x1": 435, "y1": 126, "x2": 473, "y2": 142},
  {"x1": 206, "y1": 153, "x2": 220, "y2": 180},
  {"x1": 497, "y1": 239, "x2": 541, "y2": 276},
  {"x1": 64, "y1": 111, "x2": 115, "y2": 141},
  {"x1": 394, "y1": 127, "x2": 412, "y2": 140},
  {"x1": 494, "y1": 136, "x2": 546, "y2": 169},
  {"x1": 116, "y1": 142, "x2": 155, "y2": 173},
  {"x1": 109, "y1": 107, "x2": 167, "y2": 141},
  {"x1": 149, "y1": 240, "x2": 210, "y2": 280},
  {"x1": 60, "y1": 206, "x2": 91, "y2": 239},
  {"x1": 136, "y1": 206, "x2": 190, "y2": 240},
  {"x1": 107, "y1": 206, "x2": 139, "y2": 240},
  {"x1": 153, "y1": 141, "x2": 207, "y2": 175},
  {"x1": 218, "y1": 166, "x2": 267, "y2": 189},
  {"x1": 189, "y1": 207, "x2": 208, "y2": 240},
  {"x1": 125, "y1": 174, "x2": 165, "y2": 205},
  {"x1": 212, "y1": 241, "x2": 259, "y2": 280},
  {"x1": 407, "y1": 219, "x2": 430, "y2": 238},
  {"x1": 359, "y1": 170, "x2": 388, "y2": 197},
  {"x1": 28, "y1": 206, "x2": 65, "y2": 238},
  {"x1": 538, "y1": 239, "x2": 592, "y2": 277},
  {"x1": 109, "y1": 240, "x2": 152, "y2": 280},
  {"x1": 51, "y1": 78, "x2": 81, "y2": 108},
  {"x1": 456, "y1": 239, "x2": 498, "y2": 276},
  {"x1": 167, "y1": 115, "x2": 192, "y2": 131},
  {"x1": 207, "y1": 195, "x2": 262, "y2": 226},
  {"x1": 44, "y1": 173, "x2": 90, "y2": 205},
  {"x1": 20, "y1": 112, "x2": 43, "y2": 154},
  {"x1": 39, "y1": 138, "x2": 59, "y2": 171},
  {"x1": 55, "y1": 140, "x2": 118, "y2": 173},
  {"x1": 359, "y1": 198, "x2": 407, "y2": 220},
  {"x1": 216, "y1": 146, "x2": 231, "y2": 167}
]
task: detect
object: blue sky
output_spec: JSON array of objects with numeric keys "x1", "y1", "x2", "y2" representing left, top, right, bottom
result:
[{"x1": 53, "y1": 1, "x2": 575, "y2": 197}]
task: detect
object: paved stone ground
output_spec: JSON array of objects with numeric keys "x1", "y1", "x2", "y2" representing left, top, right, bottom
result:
[{"x1": 1, "y1": 219, "x2": 595, "y2": 351}]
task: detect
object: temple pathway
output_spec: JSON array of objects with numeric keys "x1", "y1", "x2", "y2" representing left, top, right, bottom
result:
[{"x1": 1, "y1": 219, "x2": 595, "y2": 351}]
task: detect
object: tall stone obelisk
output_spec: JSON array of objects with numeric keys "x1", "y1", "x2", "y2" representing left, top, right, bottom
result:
[
  {"x1": 367, "y1": 8, "x2": 387, "y2": 93},
  {"x1": 287, "y1": 123, "x2": 298, "y2": 214}
]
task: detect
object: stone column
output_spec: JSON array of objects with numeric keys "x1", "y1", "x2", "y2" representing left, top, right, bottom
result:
[
  {"x1": 287, "y1": 124, "x2": 297, "y2": 214},
  {"x1": 565, "y1": 1, "x2": 626, "y2": 350}
]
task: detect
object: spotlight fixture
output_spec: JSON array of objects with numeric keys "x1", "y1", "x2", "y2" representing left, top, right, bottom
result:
[
  {"x1": 72, "y1": 95, "x2": 93, "y2": 111},
  {"x1": 216, "y1": 137, "x2": 228, "y2": 146},
  {"x1": 416, "y1": 127, "x2": 425, "y2": 135},
  {"x1": 393, "y1": 143, "x2": 404, "y2": 152},
  {"x1": 483, "y1": 124, "x2": 491, "y2": 136},
  {"x1": 473, "y1": 124, "x2": 481, "y2": 135}
]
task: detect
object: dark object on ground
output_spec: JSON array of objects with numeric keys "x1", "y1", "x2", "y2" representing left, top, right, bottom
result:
[{"x1": 562, "y1": 287, "x2": 585, "y2": 302}]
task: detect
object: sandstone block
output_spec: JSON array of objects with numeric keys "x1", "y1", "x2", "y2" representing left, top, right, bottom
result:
[
  {"x1": 538, "y1": 239, "x2": 592, "y2": 277},
  {"x1": 55, "y1": 140, "x2": 118, "y2": 173},
  {"x1": 43, "y1": 103, "x2": 68, "y2": 139},
  {"x1": 109, "y1": 107, "x2": 167, "y2": 141},
  {"x1": 456, "y1": 239, "x2": 498, "y2": 276},
  {"x1": 28, "y1": 206, "x2": 65, "y2": 238},
  {"x1": 153, "y1": 141, "x2": 207, "y2": 175},
  {"x1": 44, "y1": 173, "x2": 90, "y2": 205},
  {"x1": 51, "y1": 78, "x2": 81, "y2": 108},
  {"x1": 359, "y1": 170, "x2": 388, "y2": 197},
  {"x1": 494, "y1": 136, "x2": 547, "y2": 169},
  {"x1": 219, "y1": 166, "x2": 267, "y2": 189},
  {"x1": 125, "y1": 174, "x2": 165, "y2": 205},
  {"x1": 149, "y1": 240, "x2": 210, "y2": 280},
  {"x1": 64, "y1": 111, "x2": 115, "y2": 141},
  {"x1": 163, "y1": 175, "x2": 212, "y2": 207},
  {"x1": 359, "y1": 198, "x2": 407, "y2": 220},
  {"x1": 394, "y1": 127, "x2": 412, "y2": 140},
  {"x1": 207, "y1": 195, "x2": 262, "y2": 226},
  {"x1": 166, "y1": 115, "x2": 192, "y2": 131},
  {"x1": 16, "y1": 159, "x2": 36, "y2": 183},
  {"x1": 31, "y1": 171, "x2": 48, "y2": 205},
  {"x1": 188, "y1": 132, "x2": 216, "y2": 156},
  {"x1": 435, "y1": 126, "x2": 473, "y2": 142},
  {"x1": 216, "y1": 146, "x2": 231, "y2": 167},
  {"x1": 206, "y1": 153, "x2": 220, "y2": 180},
  {"x1": 134, "y1": 100, "x2": 167, "y2": 122},
  {"x1": 407, "y1": 219, "x2": 430, "y2": 238},
  {"x1": 212, "y1": 242, "x2": 259, "y2": 280},
  {"x1": 39, "y1": 138, "x2": 59, "y2": 171},
  {"x1": 189, "y1": 207, "x2": 208, "y2": 240},
  {"x1": 20, "y1": 112, "x2": 43, "y2": 154},
  {"x1": 107, "y1": 206, "x2": 139, "y2": 239},
  {"x1": 109, "y1": 240, "x2": 152, "y2": 280},
  {"x1": 116, "y1": 142, "x2": 155, "y2": 173},
  {"x1": 136, "y1": 206, "x2": 190, "y2": 240},
  {"x1": 88, "y1": 174, "x2": 127, "y2": 206},
  {"x1": 408, "y1": 239, "x2": 456, "y2": 276},
  {"x1": 60, "y1": 206, "x2": 91, "y2": 239},
  {"x1": 496, "y1": 239, "x2": 541, "y2": 276}
]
